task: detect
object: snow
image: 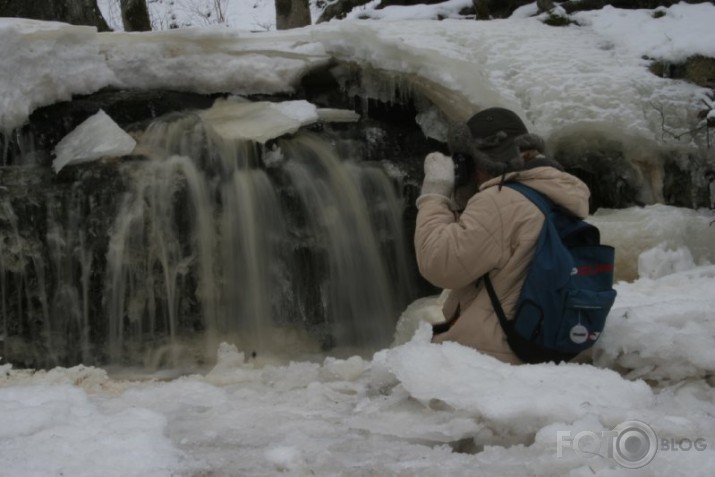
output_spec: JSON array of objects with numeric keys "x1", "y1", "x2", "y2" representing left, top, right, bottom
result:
[
  {"x1": 593, "y1": 265, "x2": 715, "y2": 382},
  {"x1": 2, "y1": 308, "x2": 714, "y2": 476},
  {"x1": 588, "y1": 204, "x2": 715, "y2": 282},
  {"x1": 0, "y1": 381, "x2": 185, "y2": 477},
  {"x1": 0, "y1": 18, "x2": 116, "y2": 132},
  {"x1": 1, "y1": 2, "x2": 715, "y2": 476},
  {"x1": 100, "y1": 0, "x2": 280, "y2": 32},
  {"x1": 637, "y1": 244, "x2": 696, "y2": 279},
  {"x1": 52, "y1": 109, "x2": 137, "y2": 172},
  {"x1": 573, "y1": 3, "x2": 715, "y2": 63},
  {"x1": 97, "y1": 27, "x2": 331, "y2": 97},
  {"x1": 343, "y1": 0, "x2": 474, "y2": 21}
]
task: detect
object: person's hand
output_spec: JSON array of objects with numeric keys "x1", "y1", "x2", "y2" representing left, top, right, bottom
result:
[{"x1": 420, "y1": 152, "x2": 454, "y2": 198}]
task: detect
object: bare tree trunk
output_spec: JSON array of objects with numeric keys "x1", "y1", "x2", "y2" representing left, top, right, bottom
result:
[
  {"x1": 276, "y1": 0, "x2": 311, "y2": 30},
  {"x1": 472, "y1": 0, "x2": 490, "y2": 20},
  {"x1": 0, "y1": 0, "x2": 111, "y2": 31},
  {"x1": 120, "y1": 0, "x2": 152, "y2": 31}
]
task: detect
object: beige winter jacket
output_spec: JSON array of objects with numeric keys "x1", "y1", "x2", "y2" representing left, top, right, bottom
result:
[{"x1": 414, "y1": 166, "x2": 591, "y2": 364}]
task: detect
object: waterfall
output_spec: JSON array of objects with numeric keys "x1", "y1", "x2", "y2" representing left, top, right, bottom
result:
[
  {"x1": 0, "y1": 101, "x2": 418, "y2": 369},
  {"x1": 96, "y1": 103, "x2": 417, "y2": 368}
]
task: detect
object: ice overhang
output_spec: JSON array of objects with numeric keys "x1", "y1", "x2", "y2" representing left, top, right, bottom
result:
[{"x1": 3, "y1": 17, "x2": 708, "y2": 142}]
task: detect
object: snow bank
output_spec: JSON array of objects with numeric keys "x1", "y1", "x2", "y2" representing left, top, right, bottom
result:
[
  {"x1": 344, "y1": 0, "x2": 473, "y2": 21},
  {"x1": 594, "y1": 265, "x2": 715, "y2": 382},
  {"x1": 97, "y1": 27, "x2": 330, "y2": 95},
  {"x1": 1, "y1": 322, "x2": 714, "y2": 476},
  {"x1": 638, "y1": 244, "x2": 696, "y2": 279},
  {"x1": 588, "y1": 205, "x2": 715, "y2": 282},
  {"x1": 574, "y1": 3, "x2": 715, "y2": 63},
  {"x1": 0, "y1": 383, "x2": 186, "y2": 477},
  {"x1": 0, "y1": 19, "x2": 116, "y2": 131},
  {"x1": 380, "y1": 324, "x2": 653, "y2": 437}
]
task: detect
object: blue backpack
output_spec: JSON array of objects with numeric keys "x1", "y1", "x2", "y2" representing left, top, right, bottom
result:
[{"x1": 483, "y1": 182, "x2": 617, "y2": 364}]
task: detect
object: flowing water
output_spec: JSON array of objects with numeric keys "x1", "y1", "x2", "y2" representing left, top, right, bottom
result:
[{"x1": 0, "y1": 104, "x2": 417, "y2": 370}]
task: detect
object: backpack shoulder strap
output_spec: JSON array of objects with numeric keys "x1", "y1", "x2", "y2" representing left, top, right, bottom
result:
[
  {"x1": 503, "y1": 182, "x2": 553, "y2": 216},
  {"x1": 484, "y1": 181, "x2": 552, "y2": 337},
  {"x1": 505, "y1": 181, "x2": 598, "y2": 245},
  {"x1": 483, "y1": 274, "x2": 510, "y2": 333}
]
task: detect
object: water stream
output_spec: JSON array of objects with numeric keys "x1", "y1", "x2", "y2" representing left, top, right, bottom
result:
[{"x1": 0, "y1": 103, "x2": 418, "y2": 369}]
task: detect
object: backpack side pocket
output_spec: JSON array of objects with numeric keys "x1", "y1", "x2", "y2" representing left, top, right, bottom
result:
[{"x1": 555, "y1": 288, "x2": 617, "y2": 354}]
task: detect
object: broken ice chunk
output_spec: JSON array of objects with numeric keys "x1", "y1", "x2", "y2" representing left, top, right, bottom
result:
[
  {"x1": 199, "y1": 98, "x2": 320, "y2": 144},
  {"x1": 52, "y1": 109, "x2": 137, "y2": 173},
  {"x1": 199, "y1": 98, "x2": 360, "y2": 144}
]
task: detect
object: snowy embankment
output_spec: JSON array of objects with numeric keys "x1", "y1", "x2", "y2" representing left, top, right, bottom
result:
[
  {"x1": 0, "y1": 19, "x2": 116, "y2": 132},
  {"x1": 1, "y1": 309, "x2": 714, "y2": 476}
]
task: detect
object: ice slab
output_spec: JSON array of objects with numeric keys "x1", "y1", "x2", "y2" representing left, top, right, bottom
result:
[
  {"x1": 381, "y1": 323, "x2": 654, "y2": 436},
  {"x1": 52, "y1": 110, "x2": 137, "y2": 173},
  {"x1": 199, "y1": 99, "x2": 358, "y2": 144}
]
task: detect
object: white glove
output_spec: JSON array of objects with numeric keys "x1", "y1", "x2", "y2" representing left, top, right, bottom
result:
[{"x1": 420, "y1": 152, "x2": 454, "y2": 198}]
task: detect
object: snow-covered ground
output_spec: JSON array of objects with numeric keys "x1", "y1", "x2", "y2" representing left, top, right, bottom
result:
[
  {"x1": 1, "y1": 2, "x2": 715, "y2": 476},
  {"x1": 2, "y1": 257, "x2": 715, "y2": 477}
]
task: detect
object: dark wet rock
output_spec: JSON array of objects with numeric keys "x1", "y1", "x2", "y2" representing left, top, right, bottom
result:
[
  {"x1": 1, "y1": 90, "x2": 219, "y2": 167},
  {"x1": 551, "y1": 130, "x2": 646, "y2": 212},
  {"x1": 649, "y1": 55, "x2": 715, "y2": 89}
]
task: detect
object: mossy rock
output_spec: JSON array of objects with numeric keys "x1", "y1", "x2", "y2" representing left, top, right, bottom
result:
[
  {"x1": 543, "y1": 13, "x2": 572, "y2": 26},
  {"x1": 683, "y1": 55, "x2": 715, "y2": 88},
  {"x1": 661, "y1": 147, "x2": 713, "y2": 208},
  {"x1": 474, "y1": 0, "x2": 533, "y2": 19},
  {"x1": 550, "y1": 129, "x2": 643, "y2": 212},
  {"x1": 649, "y1": 55, "x2": 715, "y2": 88}
]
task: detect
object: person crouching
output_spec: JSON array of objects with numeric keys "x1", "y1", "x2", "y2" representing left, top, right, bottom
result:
[{"x1": 414, "y1": 107, "x2": 591, "y2": 364}]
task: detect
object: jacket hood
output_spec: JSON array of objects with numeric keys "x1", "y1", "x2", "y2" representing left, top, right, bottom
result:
[{"x1": 480, "y1": 166, "x2": 591, "y2": 218}]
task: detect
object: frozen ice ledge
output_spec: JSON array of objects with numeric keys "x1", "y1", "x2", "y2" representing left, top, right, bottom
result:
[{"x1": 1, "y1": 17, "x2": 710, "y2": 142}]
